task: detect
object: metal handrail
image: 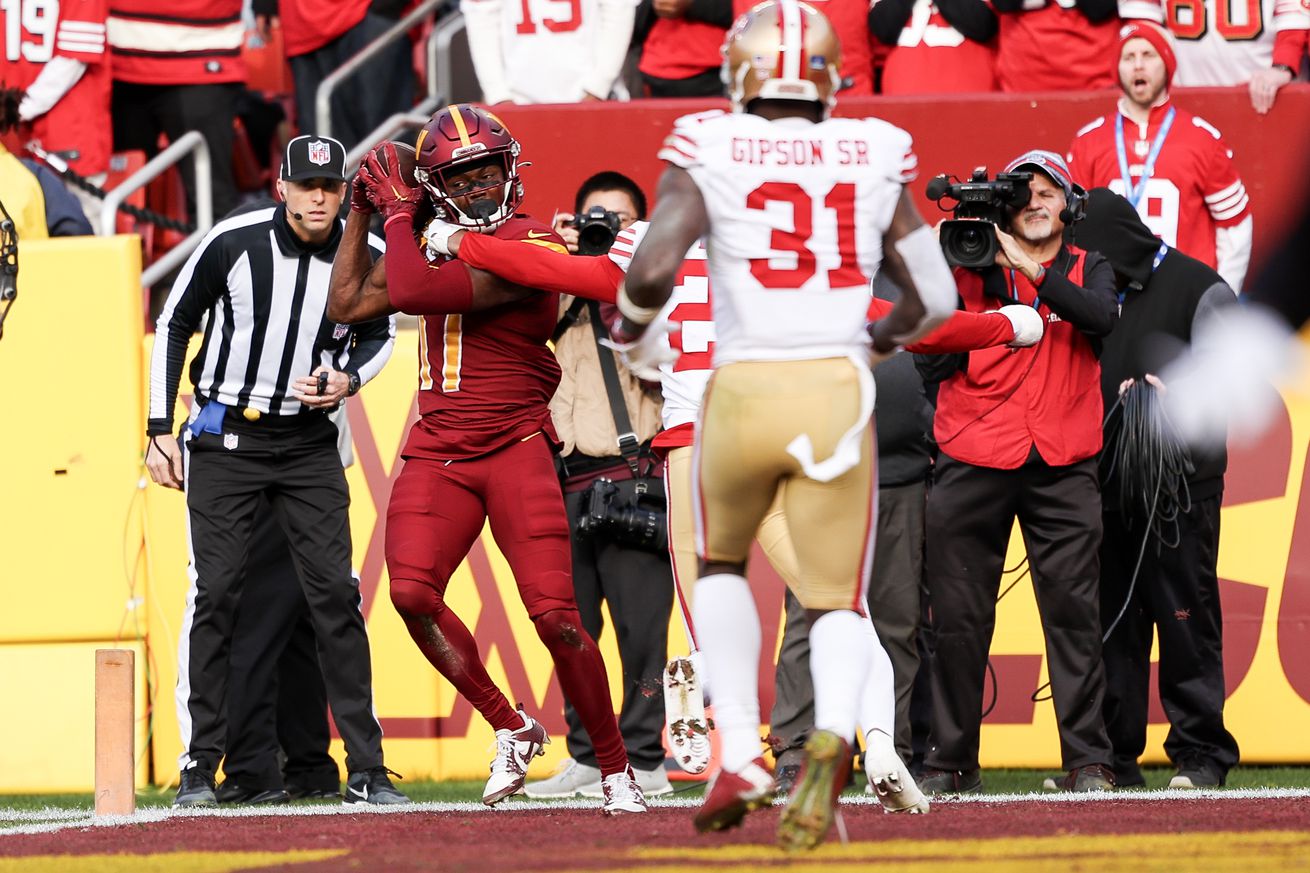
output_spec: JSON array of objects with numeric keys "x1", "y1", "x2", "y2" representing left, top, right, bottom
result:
[
  {"x1": 98, "y1": 131, "x2": 213, "y2": 288},
  {"x1": 425, "y1": 11, "x2": 466, "y2": 105},
  {"x1": 316, "y1": 0, "x2": 448, "y2": 139},
  {"x1": 344, "y1": 102, "x2": 444, "y2": 173}
]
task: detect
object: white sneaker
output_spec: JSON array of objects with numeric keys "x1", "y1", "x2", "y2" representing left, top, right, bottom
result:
[
  {"x1": 601, "y1": 766, "x2": 648, "y2": 815},
  {"x1": 523, "y1": 757, "x2": 602, "y2": 799},
  {"x1": 864, "y1": 730, "x2": 928, "y2": 814},
  {"x1": 664, "y1": 657, "x2": 711, "y2": 774},
  {"x1": 634, "y1": 764, "x2": 674, "y2": 797},
  {"x1": 482, "y1": 710, "x2": 550, "y2": 806}
]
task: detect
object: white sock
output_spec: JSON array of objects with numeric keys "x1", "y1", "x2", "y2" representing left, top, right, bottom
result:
[
  {"x1": 810, "y1": 609, "x2": 870, "y2": 743},
  {"x1": 687, "y1": 649, "x2": 707, "y2": 701},
  {"x1": 692, "y1": 573, "x2": 760, "y2": 772},
  {"x1": 857, "y1": 611, "x2": 896, "y2": 740}
]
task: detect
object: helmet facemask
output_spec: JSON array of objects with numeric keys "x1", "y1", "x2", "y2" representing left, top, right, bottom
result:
[{"x1": 415, "y1": 144, "x2": 524, "y2": 232}]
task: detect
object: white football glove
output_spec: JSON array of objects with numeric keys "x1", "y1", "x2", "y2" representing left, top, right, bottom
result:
[
  {"x1": 998, "y1": 304, "x2": 1044, "y2": 347},
  {"x1": 423, "y1": 217, "x2": 464, "y2": 259},
  {"x1": 600, "y1": 300, "x2": 681, "y2": 382}
]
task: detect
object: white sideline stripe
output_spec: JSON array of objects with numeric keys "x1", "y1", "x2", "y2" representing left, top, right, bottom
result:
[{"x1": 3, "y1": 787, "x2": 1309, "y2": 837}]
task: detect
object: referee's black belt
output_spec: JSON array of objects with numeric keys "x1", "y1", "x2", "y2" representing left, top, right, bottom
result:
[{"x1": 194, "y1": 395, "x2": 327, "y2": 432}]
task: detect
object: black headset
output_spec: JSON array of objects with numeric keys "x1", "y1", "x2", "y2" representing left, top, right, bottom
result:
[{"x1": 1059, "y1": 182, "x2": 1089, "y2": 225}]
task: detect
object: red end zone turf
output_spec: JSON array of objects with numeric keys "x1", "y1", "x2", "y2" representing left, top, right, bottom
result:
[{"x1": 2, "y1": 797, "x2": 1310, "y2": 871}]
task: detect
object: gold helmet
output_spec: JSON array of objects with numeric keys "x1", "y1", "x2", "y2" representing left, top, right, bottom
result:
[{"x1": 722, "y1": 0, "x2": 842, "y2": 115}]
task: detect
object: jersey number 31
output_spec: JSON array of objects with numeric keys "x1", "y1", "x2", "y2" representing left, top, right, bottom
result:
[{"x1": 746, "y1": 182, "x2": 869, "y2": 290}]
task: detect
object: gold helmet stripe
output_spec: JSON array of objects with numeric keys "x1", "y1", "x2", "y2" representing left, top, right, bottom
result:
[{"x1": 448, "y1": 104, "x2": 473, "y2": 148}]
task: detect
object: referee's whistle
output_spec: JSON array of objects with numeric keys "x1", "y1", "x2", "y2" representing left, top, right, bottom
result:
[{"x1": 316, "y1": 371, "x2": 329, "y2": 396}]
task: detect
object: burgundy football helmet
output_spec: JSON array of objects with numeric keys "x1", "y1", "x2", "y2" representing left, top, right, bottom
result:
[{"x1": 413, "y1": 104, "x2": 525, "y2": 231}]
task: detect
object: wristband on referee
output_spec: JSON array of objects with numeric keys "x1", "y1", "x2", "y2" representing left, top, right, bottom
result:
[{"x1": 1272, "y1": 63, "x2": 1296, "y2": 77}]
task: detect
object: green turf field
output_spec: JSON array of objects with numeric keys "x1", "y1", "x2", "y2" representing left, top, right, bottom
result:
[{"x1": 3, "y1": 767, "x2": 1308, "y2": 814}]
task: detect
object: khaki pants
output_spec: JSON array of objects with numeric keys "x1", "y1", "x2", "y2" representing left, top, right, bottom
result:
[{"x1": 689, "y1": 358, "x2": 876, "y2": 612}]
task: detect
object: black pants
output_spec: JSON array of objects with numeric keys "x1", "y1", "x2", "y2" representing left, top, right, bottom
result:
[
  {"x1": 561, "y1": 478, "x2": 673, "y2": 772},
  {"x1": 111, "y1": 81, "x2": 240, "y2": 220},
  {"x1": 222, "y1": 497, "x2": 338, "y2": 792},
  {"x1": 290, "y1": 12, "x2": 416, "y2": 150},
  {"x1": 924, "y1": 452, "x2": 1112, "y2": 772},
  {"x1": 179, "y1": 413, "x2": 382, "y2": 775},
  {"x1": 1100, "y1": 493, "x2": 1239, "y2": 783},
  {"x1": 771, "y1": 479, "x2": 928, "y2": 764},
  {"x1": 640, "y1": 67, "x2": 724, "y2": 98}
]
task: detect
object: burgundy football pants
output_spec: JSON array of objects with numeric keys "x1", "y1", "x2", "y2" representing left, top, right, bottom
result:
[{"x1": 385, "y1": 433, "x2": 629, "y2": 775}]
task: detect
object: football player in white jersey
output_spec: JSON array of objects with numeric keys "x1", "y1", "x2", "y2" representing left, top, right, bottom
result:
[
  {"x1": 616, "y1": 0, "x2": 958, "y2": 851},
  {"x1": 423, "y1": 212, "x2": 1040, "y2": 794}
]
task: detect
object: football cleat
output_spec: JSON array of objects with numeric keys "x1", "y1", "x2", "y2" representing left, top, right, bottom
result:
[
  {"x1": 664, "y1": 657, "x2": 712, "y2": 775},
  {"x1": 483, "y1": 709, "x2": 550, "y2": 806},
  {"x1": 601, "y1": 766, "x2": 648, "y2": 815},
  {"x1": 693, "y1": 757, "x2": 775, "y2": 833},
  {"x1": 777, "y1": 730, "x2": 851, "y2": 852},
  {"x1": 863, "y1": 730, "x2": 928, "y2": 814},
  {"x1": 343, "y1": 767, "x2": 409, "y2": 805}
]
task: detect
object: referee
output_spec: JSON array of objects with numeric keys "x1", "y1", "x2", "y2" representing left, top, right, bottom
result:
[{"x1": 145, "y1": 135, "x2": 405, "y2": 807}]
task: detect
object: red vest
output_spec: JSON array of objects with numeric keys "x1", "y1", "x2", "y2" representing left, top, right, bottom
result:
[{"x1": 934, "y1": 249, "x2": 1104, "y2": 469}]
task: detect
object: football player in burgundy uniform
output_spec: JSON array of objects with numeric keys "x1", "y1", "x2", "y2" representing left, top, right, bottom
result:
[
  {"x1": 326, "y1": 105, "x2": 645, "y2": 815},
  {"x1": 1067, "y1": 20, "x2": 1253, "y2": 291}
]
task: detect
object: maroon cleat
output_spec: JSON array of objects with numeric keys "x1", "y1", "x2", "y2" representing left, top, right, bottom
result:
[{"x1": 693, "y1": 757, "x2": 775, "y2": 833}]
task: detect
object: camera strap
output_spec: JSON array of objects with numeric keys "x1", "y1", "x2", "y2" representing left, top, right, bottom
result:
[
  {"x1": 552, "y1": 296, "x2": 588, "y2": 344},
  {"x1": 587, "y1": 299, "x2": 645, "y2": 481}
]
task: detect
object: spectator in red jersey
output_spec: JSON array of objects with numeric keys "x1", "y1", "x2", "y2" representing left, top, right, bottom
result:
[
  {"x1": 732, "y1": 0, "x2": 875, "y2": 95},
  {"x1": 869, "y1": 0, "x2": 998, "y2": 94},
  {"x1": 993, "y1": 0, "x2": 1162, "y2": 92},
  {"x1": 1160, "y1": 0, "x2": 1309, "y2": 115},
  {"x1": 3, "y1": 0, "x2": 111, "y2": 232},
  {"x1": 107, "y1": 0, "x2": 242, "y2": 220},
  {"x1": 634, "y1": 0, "x2": 733, "y2": 98},
  {"x1": 1067, "y1": 20, "x2": 1253, "y2": 291},
  {"x1": 253, "y1": 0, "x2": 416, "y2": 150}
]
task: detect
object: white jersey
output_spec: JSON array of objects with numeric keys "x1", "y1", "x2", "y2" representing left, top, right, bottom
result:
[
  {"x1": 609, "y1": 221, "x2": 711, "y2": 432},
  {"x1": 1169, "y1": 0, "x2": 1310, "y2": 86},
  {"x1": 659, "y1": 110, "x2": 916, "y2": 366},
  {"x1": 461, "y1": 0, "x2": 634, "y2": 103}
]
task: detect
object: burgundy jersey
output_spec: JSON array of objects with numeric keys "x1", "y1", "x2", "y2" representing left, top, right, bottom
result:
[
  {"x1": 1067, "y1": 99, "x2": 1250, "y2": 270},
  {"x1": 403, "y1": 216, "x2": 566, "y2": 462}
]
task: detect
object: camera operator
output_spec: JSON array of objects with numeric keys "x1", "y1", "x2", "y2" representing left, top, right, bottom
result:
[
  {"x1": 525, "y1": 172, "x2": 676, "y2": 801},
  {"x1": 916, "y1": 149, "x2": 1120, "y2": 794}
]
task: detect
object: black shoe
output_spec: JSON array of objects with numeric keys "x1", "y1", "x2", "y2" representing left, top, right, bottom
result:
[
  {"x1": 773, "y1": 749, "x2": 804, "y2": 797},
  {"x1": 1049, "y1": 763, "x2": 1115, "y2": 792},
  {"x1": 1169, "y1": 755, "x2": 1225, "y2": 789},
  {"x1": 918, "y1": 768, "x2": 983, "y2": 796},
  {"x1": 344, "y1": 767, "x2": 409, "y2": 805},
  {"x1": 286, "y1": 781, "x2": 342, "y2": 800},
  {"x1": 215, "y1": 780, "x2": 290, "y2": 805},
  {"x1": 174, "y1": 766, "x2": 217, "y2": 808}
]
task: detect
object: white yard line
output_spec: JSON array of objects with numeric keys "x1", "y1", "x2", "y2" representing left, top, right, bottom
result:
[{"x1": 2, "y1": 787, "x2": 1308, "y2": 839}]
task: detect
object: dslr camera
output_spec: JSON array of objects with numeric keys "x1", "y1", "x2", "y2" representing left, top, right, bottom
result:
[
  {"x1": 576, "y1": 477, "x2": 668, "y2": 553},
  {"x1": 926, "y1": 169, "x2": 1033, "y2": 269},
  {"x1": 572, "y1": 206, "x2": 622, "y2": 256}
]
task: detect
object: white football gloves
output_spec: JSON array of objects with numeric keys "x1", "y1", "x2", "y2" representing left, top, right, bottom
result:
[
  {"x1": 423, "y1": 218, "x2": 464, "y2": 260},
  {"x1": 998, "y1": 304, "x2": 1045, "y2": 347},
  {"x1": 600, "y1": 299, "x2": 680, "y2": 382}
]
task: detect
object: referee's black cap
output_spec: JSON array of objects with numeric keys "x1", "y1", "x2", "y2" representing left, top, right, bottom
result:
[{"x1": 281, "y1": 135, "x2": 348, "y2": 182}]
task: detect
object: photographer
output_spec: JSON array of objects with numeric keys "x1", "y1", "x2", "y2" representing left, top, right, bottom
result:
[
  {"x1": 916, "y1": 150, "x2": 1119, "y2": 794},
  {"x1": 524, "y1": 172, "x2": 675, "y2": 800}
]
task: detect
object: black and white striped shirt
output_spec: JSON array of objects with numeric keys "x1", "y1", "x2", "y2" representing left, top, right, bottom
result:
[{"x1": 148, "y1": 205, "x2": 392, "y2": 436}]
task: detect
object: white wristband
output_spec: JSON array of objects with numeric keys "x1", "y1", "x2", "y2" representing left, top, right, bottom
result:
[{"x1": 616, "y1": 282, "x2": 662, "y2": 325}]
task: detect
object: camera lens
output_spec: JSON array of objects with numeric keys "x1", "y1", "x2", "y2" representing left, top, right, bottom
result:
[{"x1": 957, "y1": 225, "x2": 986, "y2": 258}]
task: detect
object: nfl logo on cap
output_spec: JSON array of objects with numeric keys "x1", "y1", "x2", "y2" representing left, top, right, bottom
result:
[{"x1": 308, "y1": 140, "x2": 332, "y2": 166}]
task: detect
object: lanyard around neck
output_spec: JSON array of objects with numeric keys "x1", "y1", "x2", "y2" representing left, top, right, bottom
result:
[
  {"x1": 1115, "y1": 106, "x2": 1176, "y2": 209},
  {"x1": 1008, "y1": 268, "x2": 1041, "y2": 312}
]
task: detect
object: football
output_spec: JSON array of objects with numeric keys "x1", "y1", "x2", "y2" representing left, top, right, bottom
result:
[{"x1": 368, "y1": 141, "x2": 418, "y2": 187}]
